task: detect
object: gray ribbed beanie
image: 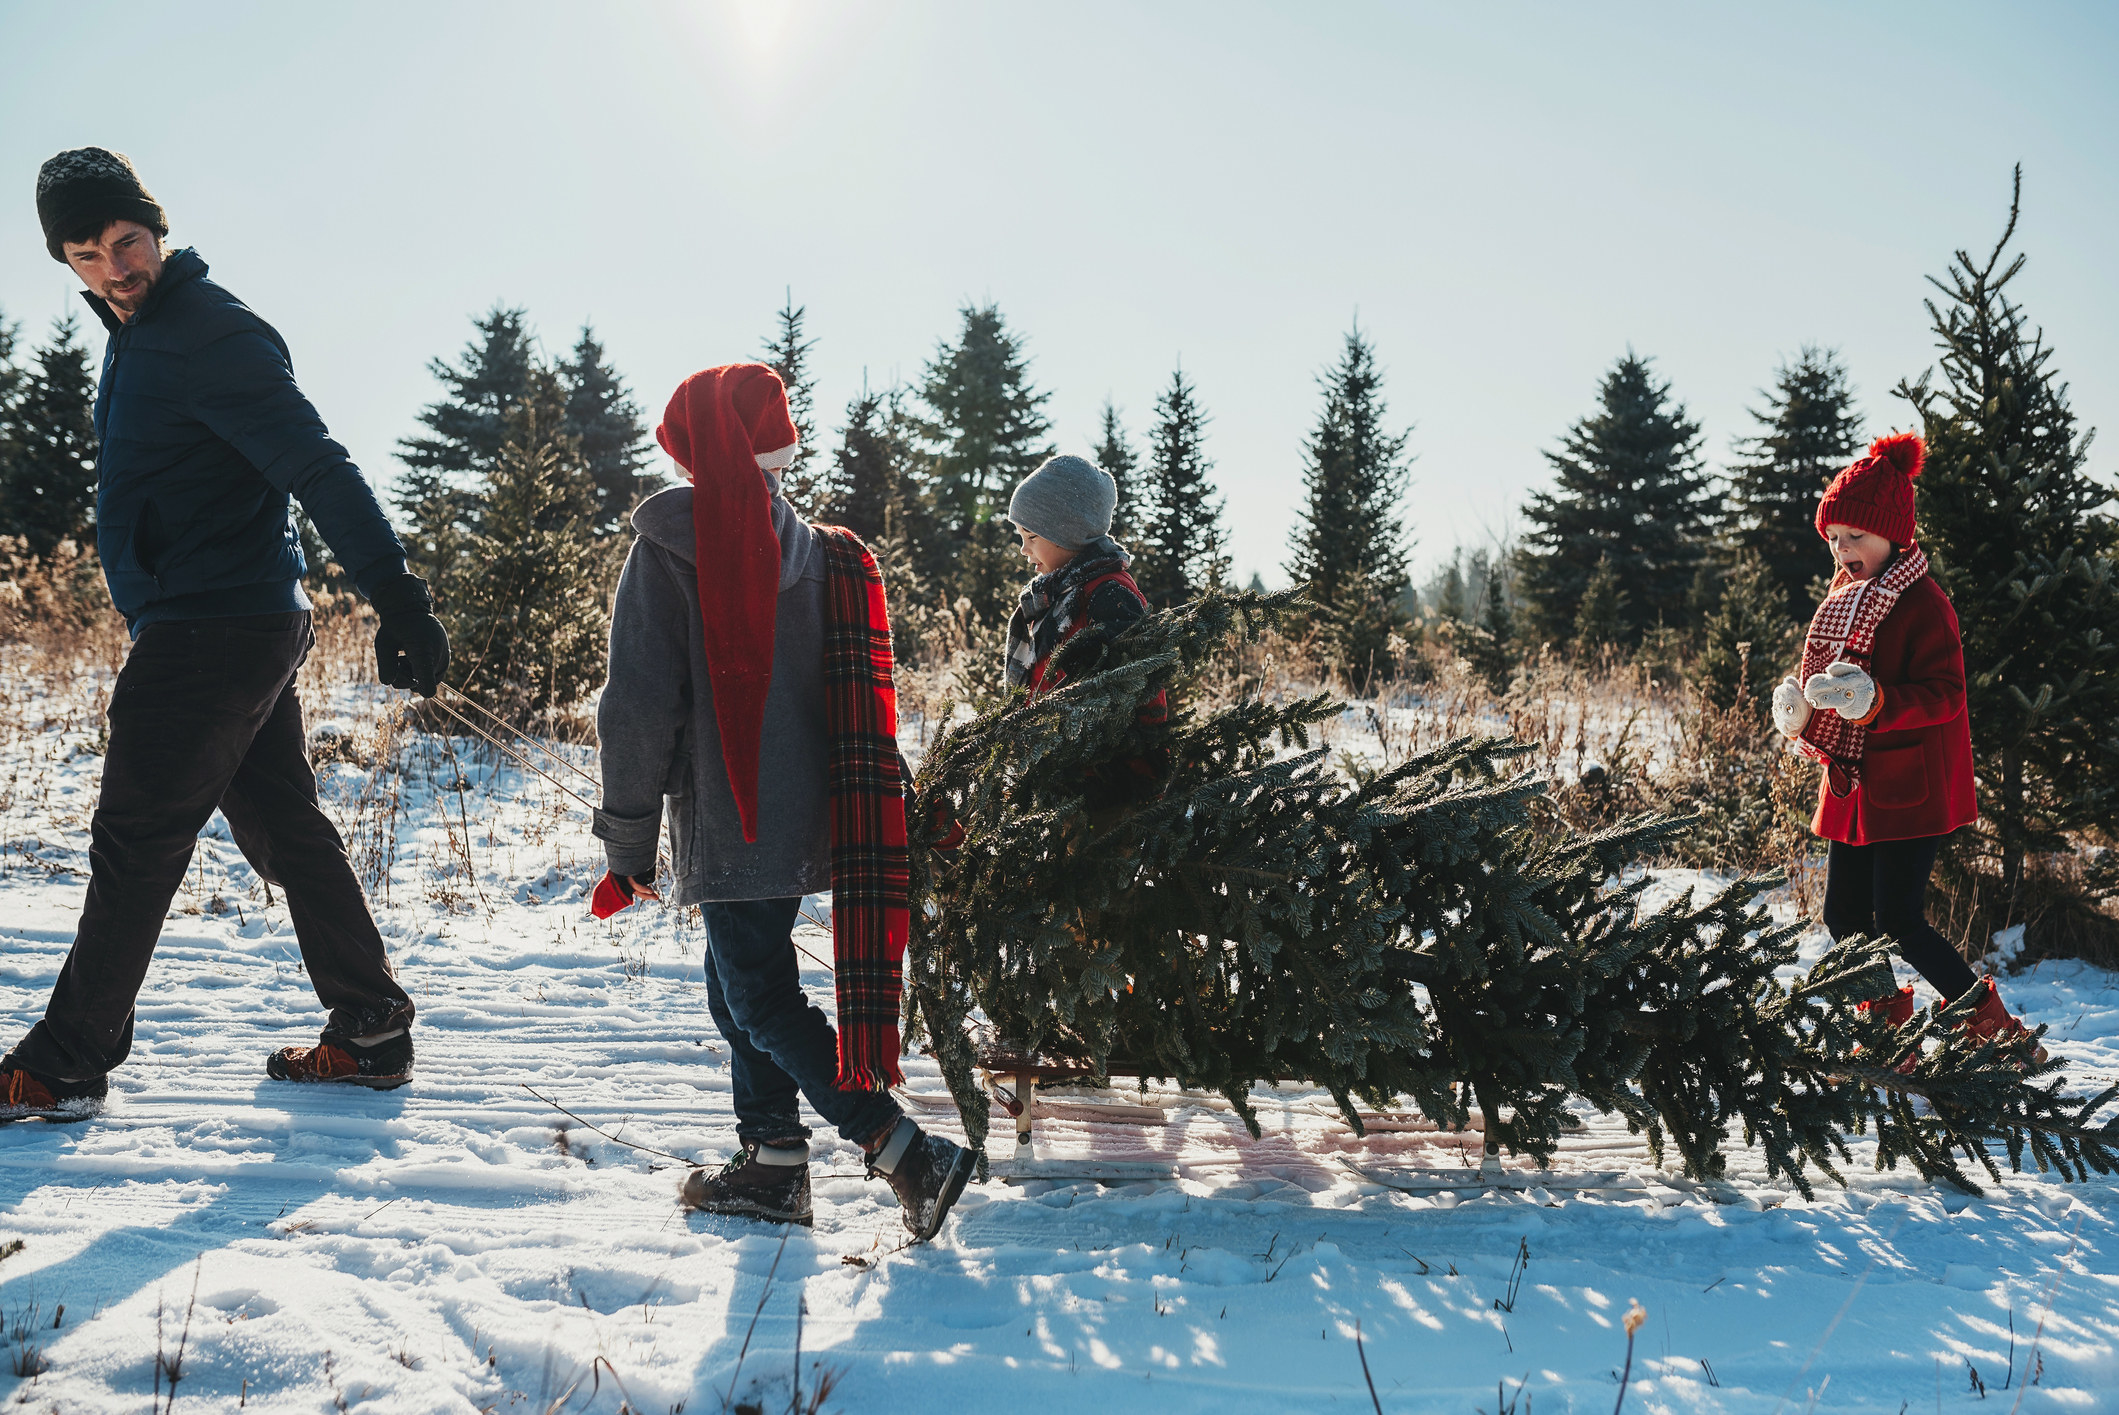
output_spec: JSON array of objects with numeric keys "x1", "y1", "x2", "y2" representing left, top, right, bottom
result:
[{"x1": 1008, "y1": 454, "x2": 1116, "y2": 551}]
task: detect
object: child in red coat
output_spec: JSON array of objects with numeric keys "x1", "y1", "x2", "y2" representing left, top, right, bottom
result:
[{"x1": 1771, "y1": 433, "x2": 2039, "y2": 1052}]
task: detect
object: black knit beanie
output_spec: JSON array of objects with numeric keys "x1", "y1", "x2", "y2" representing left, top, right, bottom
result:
[{"x1": 36, "y1": 147, "x2": 167, "y2": 262}]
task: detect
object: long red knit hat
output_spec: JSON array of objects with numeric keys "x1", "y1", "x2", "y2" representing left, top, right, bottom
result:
[
  {"x1": 1816, "y1": 432, "x2": 1924, "y2": 544},
  {"x1": 655, "y1": 364, "x2": 800, "y2": 843}
]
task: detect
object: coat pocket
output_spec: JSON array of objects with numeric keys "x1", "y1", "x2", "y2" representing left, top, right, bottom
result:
[{"x1": 1863, "y1": 738, "x2": 1930, "y2": 811}]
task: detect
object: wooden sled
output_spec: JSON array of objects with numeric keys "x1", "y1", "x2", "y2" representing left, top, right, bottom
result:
[{"x1": 957, "y1": 1041, "x2": 1180, "y2": 1181}]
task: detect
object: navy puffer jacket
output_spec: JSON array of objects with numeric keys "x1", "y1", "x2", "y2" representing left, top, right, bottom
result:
[{"x1": 86, "y1": 248, "x2": 406, "y2": 632}]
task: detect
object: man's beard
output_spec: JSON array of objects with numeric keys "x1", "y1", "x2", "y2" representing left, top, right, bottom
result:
[{"x1": 102, "y1": 270, "x2": 157, "y2": 313}]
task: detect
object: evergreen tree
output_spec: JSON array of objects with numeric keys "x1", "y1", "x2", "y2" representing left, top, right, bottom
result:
[
  {"x1": 559, "y1": 325, "x2": 655, "y2": 534},
  {"x1": 1895, "y1": 169, "x2": 2119, "y2": 909},
  {"x1": 0, "y1": 315, "x2": 99, "y2": 556},
  {"x1": 820, "y1": 382, "x2": 914, "y2": 544},
  {"x1": 1134, "y1": 366, "x2": 1229, "y2": 608},
  {"x1": 906, "y1": 591, "x2": 2118, "y2": 1190},
  {"x1": 762, "y1": 291, "x2": 821, "y2": 512},
  {"x1": 1572, "y1": 554, "x2": 1626, "y2": 654},
  {"x1": 1093, "y1": 400, "x2": 1141, "y2": 546},
  {"x1": 1727, "y1": 348, "x2": 1864, "y2": 619},
  {"x1": 1691, "y1": 548, "x2": 1801, "y2": 717},
  {"x1": 0, "y1": 312, "x2": 21, "y2": 507},
  {"x1": 1284, "y1": 323, "x2": 1413, "y2": 669},
  {"x1": 1435, "y1": 555, "x2": 1467, "y2": 622},
  {"x1": 1518, "y1": 353, "x2": 1712, "y2": 646},
  {"x1": 396, "y1": 306, "x2": 539, "y2": 588},
  {"x1": 912, "y1": 304, "x2": 1053, "y2": 608},
  {"x1": 444, "y1": 368, "x2": 616, "y2": 716},
  {"x1": 1481, "y1": 554, "x2": 1513, "y2": 647}
]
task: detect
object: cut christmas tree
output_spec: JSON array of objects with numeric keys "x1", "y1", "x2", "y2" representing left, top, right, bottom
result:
[{"x1": 904, "y1": 591, "x2": 2119, "y2": 1193}]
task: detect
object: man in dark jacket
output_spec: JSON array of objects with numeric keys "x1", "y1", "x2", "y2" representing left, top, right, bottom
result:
[{"x1": 0, "y1": 148, "x2": 450, "y2": 1120}]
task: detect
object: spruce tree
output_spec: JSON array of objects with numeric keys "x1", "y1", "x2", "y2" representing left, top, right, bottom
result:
[
  {"x1": 905, "y1": 591, "x2": 2119, "y2": 1190},
  {"x1": 0, "y1": 312, "x2": 20, "y2": 516},
  {"x1": 912, "y1": 304, "x2": 1053, "y2": 608},
  {"x1": 1481, "y1": 554, "x2": 1513, "y2": 648},
  {"x1": 559, "y1": 325, "x2": 655, "y2": 534},
  {"x1": 1134, "y1": 366, "x2": 1229, "y2": 608},
  {"x1": 1434, "y1": 554, "x2": 1467, "y2": 622},
  {"x1": 1284, "y1": 324, "x2": 1413, "y2": 671},
  {"x1": 1518, "y1": 353, "x2": 1711, "y2": 646},
  {"x1": 820, "y1": 383, "x2": 913, "y2": 544},
  {"x1": 1093, "y1": 400, "x2": 1141, "y2": 546},
  {"x1": 1572, "y1": 554, "x2": 1626, "y2": 654},
  {"x1": 444, "y1": 368, "x2": 616, "y2": 716},
  {"x1": 1691, "y1": 548, "x2": 1801, "y2": 716},
  {"x1": 1727, "y1": 348, "x2": 1863, "y2": 619},
  {"x1": 0, "y1": 315, "x2": 99, "y2": 557},
  {"x1": 396, "y1": 306, "x2": 539, "y2": 588},
  {"x1": 1895, "y1": 169, "x2": 2119, "y2": 908},
  {"x1": 1285, "y1": 323, "x2": 1413, "y2": 609},
  {"x1": 762, "y1": 291, "x2": 821, "y2": 512}
]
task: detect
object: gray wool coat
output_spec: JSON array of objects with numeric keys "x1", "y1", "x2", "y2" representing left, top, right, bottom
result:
[{"x1": 593, "y1": 482, "x2": 831, "y2": 904}]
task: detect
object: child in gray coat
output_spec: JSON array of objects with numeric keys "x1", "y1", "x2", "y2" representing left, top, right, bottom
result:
[{"x1": 596, "y1": 363, "x2": 971, "y2": 1240}]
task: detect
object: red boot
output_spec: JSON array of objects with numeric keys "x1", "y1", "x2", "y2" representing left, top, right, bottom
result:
[
  {"x1": 1852, "y1": 986, "x2": 1919, "y2": 1075},
  {"x1": 1961, "y1": 978, "x2": 2049, "y2": 1064},
  {"x1": 1857, "y1": 987, "x2": 1917, "y2": 1029}
]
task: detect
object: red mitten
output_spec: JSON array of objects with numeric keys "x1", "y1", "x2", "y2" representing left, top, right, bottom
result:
[
  {"x1": 592, "y1": 871, "x2": 635, "y2": 919},
  {"x1": 931, "y1": 804, "x2": 965, "y2": 853}
]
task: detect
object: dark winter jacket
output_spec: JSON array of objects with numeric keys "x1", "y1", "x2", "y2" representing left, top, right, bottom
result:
[
  {"x1": 1808, "y1": 575, "x2": 1978, "y2": 846},
  {"x1": 84, "y1": 248, "x2": 406, "y2": 633},
  {"x1": 594, "y1": 481, "x2": 832, "y2": 904},
  {"x1": 1015, "y1": 561, "x2": 1171, "y2": 805}
]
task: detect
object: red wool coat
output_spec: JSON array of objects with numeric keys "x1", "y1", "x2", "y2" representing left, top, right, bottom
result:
[{"x1": 1809, "y1": 575, "x2": 1978, "y2": 846}]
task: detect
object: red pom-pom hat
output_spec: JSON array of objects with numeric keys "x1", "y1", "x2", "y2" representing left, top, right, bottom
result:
[
  {"x1": 1816, "y1": 431, "x2": 1924, "y2": 545},
  {"x1": 655, "y1": 363, "x2": 801, "y2": 843}
]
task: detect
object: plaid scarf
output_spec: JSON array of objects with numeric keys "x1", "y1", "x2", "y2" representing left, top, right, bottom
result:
[
  {"x1": 815, "y1": 526, "x2": 910, "y2": 1090},
  {"x1": 1005, "y1": 536, "x2": 1131, "y2": 689},
  {"x1": 1794, "y1": 543, "x2": 1928, "y2": 799}
]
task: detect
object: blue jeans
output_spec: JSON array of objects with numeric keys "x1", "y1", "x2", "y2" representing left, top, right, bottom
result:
[{"x1": 700, "y1": 897, "x2": 901, "y2": 1147}]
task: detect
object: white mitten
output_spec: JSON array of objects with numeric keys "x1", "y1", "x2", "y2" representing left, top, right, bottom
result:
[
  {"x1": 1804, "y1": 660, "x2": 1877, "y2": 720},
  {"x1": 1771, "y1": 677, "x2": 1812, "y2": 738}
]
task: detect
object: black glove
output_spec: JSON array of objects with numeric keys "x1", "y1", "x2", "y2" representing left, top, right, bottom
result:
[{"x1": 370, "y1": 572, "x2": 450, "y2": 697}]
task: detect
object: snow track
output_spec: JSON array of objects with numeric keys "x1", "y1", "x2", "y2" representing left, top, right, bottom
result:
[{"x1": 2, "y1": 683, "x2": 2116, "y2": 1411}]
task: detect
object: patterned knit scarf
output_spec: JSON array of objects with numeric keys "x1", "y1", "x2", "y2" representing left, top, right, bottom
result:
[
  {"x1": 1005, "y1": 536, "x2": 1131, "y2": 689},
  {"x1": 814, "y1": 526, "x2": 910, "y2": 1090},
  {"x1": 1794, "y1": 543, "x2": 1929, "y2": 799}
]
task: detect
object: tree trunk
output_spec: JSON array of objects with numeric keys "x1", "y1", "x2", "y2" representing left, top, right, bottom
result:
[{"x1": 2001, "y1": 744, "x2": 2024, "y2": 921}]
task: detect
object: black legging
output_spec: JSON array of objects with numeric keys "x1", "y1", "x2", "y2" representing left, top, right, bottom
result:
[{"x1": 1820, "y1": 835, "x2": 1980, "y2": 1002}]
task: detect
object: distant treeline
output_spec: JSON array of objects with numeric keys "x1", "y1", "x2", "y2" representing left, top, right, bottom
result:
[{"x1": 3, "y1": 172, "x2": 2115, "y2": 918}]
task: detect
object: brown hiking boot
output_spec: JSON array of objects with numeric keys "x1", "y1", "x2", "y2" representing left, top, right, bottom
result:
[
  {"x1": 679, "y1": 1141, "x2": 814, "y2": 1226},
  {"x1": 266, "y1": 1029, "x2": 414, "y2": 1089},
  {"x1": 0, "y1": 1065, "x2": 106, "y2": 1122},
  {"x1": 866, "y1": 1118, "x2": 973, "y2": 1243}
]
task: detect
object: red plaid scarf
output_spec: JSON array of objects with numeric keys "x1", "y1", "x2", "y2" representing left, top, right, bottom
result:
[
  {"x1": 1794, "y1": 543, "x2": 1928, "y2": 799},
  {"x1": 814, "y1": 526, "x2": 911, "y2": 1090}
]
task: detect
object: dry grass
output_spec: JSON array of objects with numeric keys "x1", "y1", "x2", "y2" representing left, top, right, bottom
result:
[{"x1": 8, "y1": 550, "x2": 2114, "y2": 972}]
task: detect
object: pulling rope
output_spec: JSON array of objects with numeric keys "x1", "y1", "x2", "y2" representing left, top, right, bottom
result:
[
  {"x1": 410, "y1": 684, "x2": 839, "y2": 971},
  {"x1": 416, "y1": 690, "x2": 600, "y2": 815},
  {"x1": 438, "y1": 682, "x2": 601, "y2": 790}
]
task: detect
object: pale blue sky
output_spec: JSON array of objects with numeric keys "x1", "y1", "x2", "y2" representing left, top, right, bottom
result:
[{"x1": 4, "y1": 2, "x2": 2114, "y2": 586}]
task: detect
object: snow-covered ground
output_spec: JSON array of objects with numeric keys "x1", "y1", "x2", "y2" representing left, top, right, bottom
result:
[{"x1": 2, "y1": 670, "x2": 2116, "y2": 1413}]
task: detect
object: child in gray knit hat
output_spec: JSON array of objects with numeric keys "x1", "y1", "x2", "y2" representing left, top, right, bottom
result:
[{"x1": 1005, "y1": 456, "x2": 1136, "y2": 686}]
